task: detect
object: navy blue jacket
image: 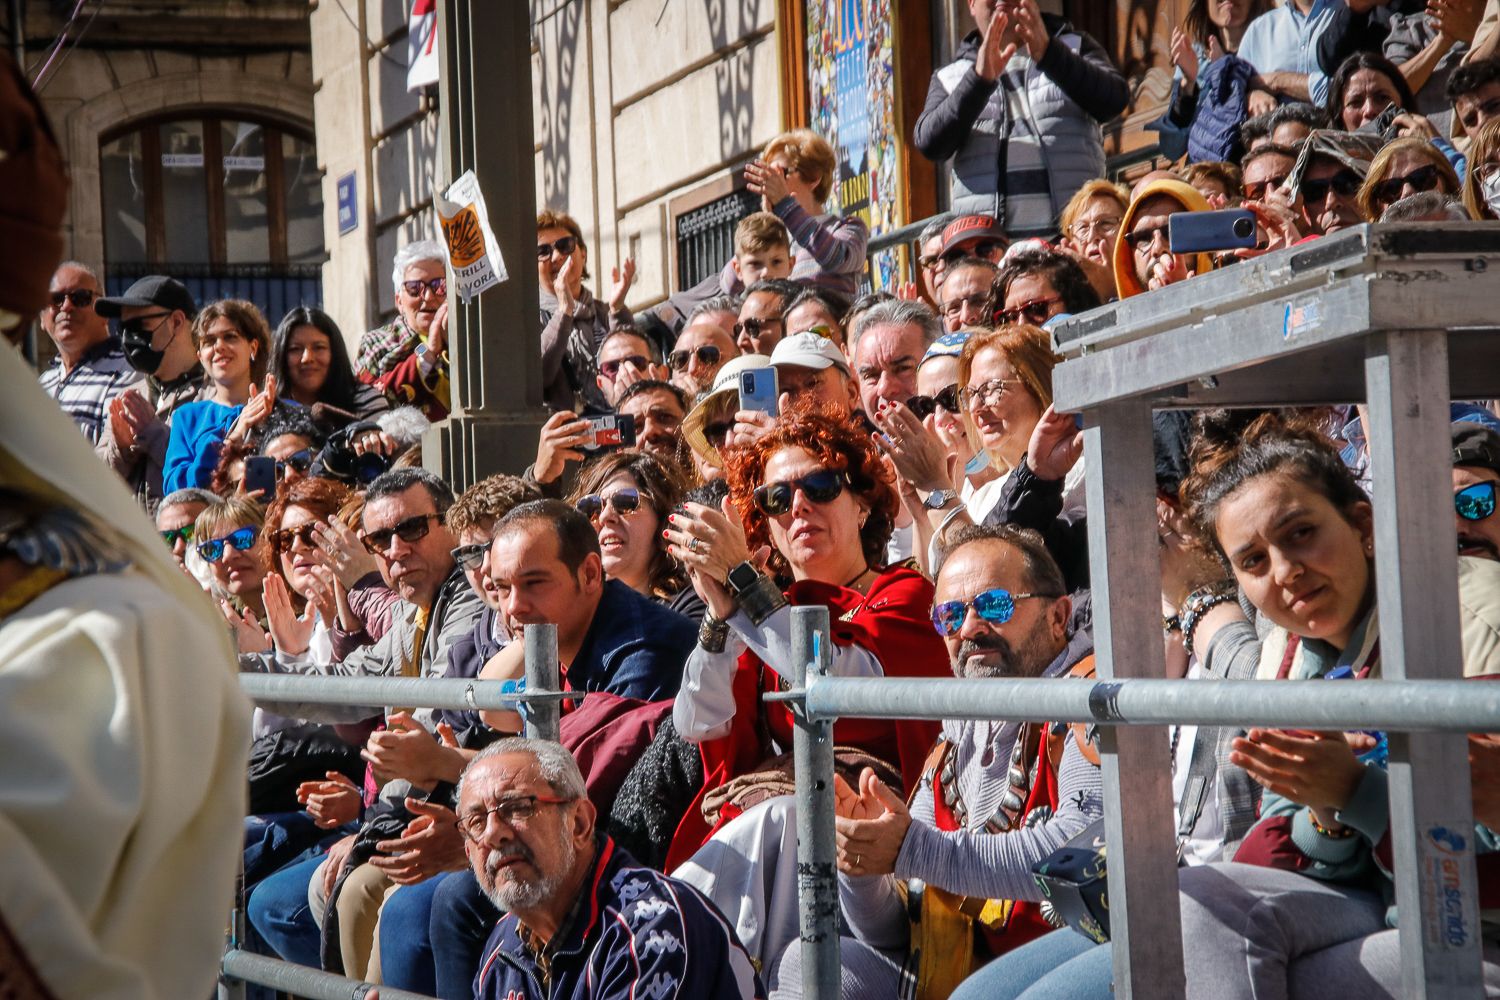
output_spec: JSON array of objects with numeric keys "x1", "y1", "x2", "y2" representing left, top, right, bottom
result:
[
  {"x1": 566, "y1": 580, "x2": 695, "y2": 703},
  {"x1": 474, "y1": 837, "x2": 764, "y2": 1000}
]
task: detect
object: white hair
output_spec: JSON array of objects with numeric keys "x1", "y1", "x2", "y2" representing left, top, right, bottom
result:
[
  {"x1": 375, "y1": 406, "x2": 432, "y2": 447},
  {"x1": 849, "y1": 298, "x2": 943, "y2": 356},
  {"x1": 458, "y1": 737, "x2": 588, "y2": 804},
  {"x1": 1379, "y1": 191, "x2": 1469, "y2": 223},
  {"x1": 391, "y1": 239, "x2": 449, "y2": 287}
]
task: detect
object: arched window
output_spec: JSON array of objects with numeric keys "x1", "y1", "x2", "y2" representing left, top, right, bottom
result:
[{"x1": 99, "y1": 113, "x2": 324, "y2": 321}]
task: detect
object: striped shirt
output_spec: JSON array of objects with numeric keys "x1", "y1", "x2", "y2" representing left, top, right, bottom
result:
[{"x1": 38, "y1": 337, "x2": 142, "y2": 445}]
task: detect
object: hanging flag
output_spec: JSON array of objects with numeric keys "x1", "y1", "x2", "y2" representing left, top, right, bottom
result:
[{"x1": 407, "y1": 0, "x2": 439, "y2": 92}]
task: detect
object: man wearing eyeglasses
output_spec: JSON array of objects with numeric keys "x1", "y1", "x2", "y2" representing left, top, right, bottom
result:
[
  {"x1": 594, "y1": 328, "x2": 669, "y2": 408},
  {"x1": 354, "y1": 239, "x2": 452, "y2": 421},
  {"x1": 669, "y1": 316, "x2": 739, "y2": 395},
  {"x1": 93, "y1": 274, "x2": 202, "y2": 514},
  {"x1": 37, "y1": 262, "x2": 140, "y2": 446},
  {"x1": 461, "y1": 739, "x2": 763, "y2": 1000}
]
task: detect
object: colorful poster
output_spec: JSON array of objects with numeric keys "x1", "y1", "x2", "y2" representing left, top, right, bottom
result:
[{"x1": 806, "y1": 0, "x2": 902, "y2": 289}]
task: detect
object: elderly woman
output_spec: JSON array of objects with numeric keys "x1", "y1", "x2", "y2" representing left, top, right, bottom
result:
[
  {"x1": 1058, "y1": 179, "x2": 1129, "y2": 271},
  {"x1": 569, "y1": 449, "x2": 690, "y2": 605},
  {"x1": 731, "y1": 128, "x2": 870, "y2": 300},
  {"x1": 273, "y1": 306, "x2": 388, "y2": 419},
  {"x1": 354, "y1": 240, "x2": 451, "y2": 421},
  {"x1": 1357, "y1": 135, "x2": 1462, "y2": 222},
  {"x1": 163, "y1": 299, "x2": 275, "y2": 493}
]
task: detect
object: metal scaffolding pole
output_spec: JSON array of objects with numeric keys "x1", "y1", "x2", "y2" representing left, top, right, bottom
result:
[
  {"x1": 524, "y1": 622, "x2": 562, "y2": 742},
  {"x1": 791, "y1": 605, "x2": 840, "y2": 997}
]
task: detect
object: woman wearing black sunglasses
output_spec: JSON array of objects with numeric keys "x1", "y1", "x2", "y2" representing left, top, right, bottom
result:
[
  {"x1": 568, "y1": 449, "x2": 690, "y2": 604},
  {"x1": 660, "y1": 410, "x2": 951, "y2": 886},
  {"x1": 1356, "y1": 136, "x2": 1461, "y2": 221}
]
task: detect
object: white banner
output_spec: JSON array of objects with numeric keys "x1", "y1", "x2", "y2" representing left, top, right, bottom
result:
[
  {"x1": 435, "y1": 170, "x2": 507, "y2": 303},
  {"x1": 407, "y1": 0, "x2": 439, "y2": 92}
]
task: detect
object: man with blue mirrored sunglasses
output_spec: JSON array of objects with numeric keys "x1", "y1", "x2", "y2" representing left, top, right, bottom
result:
[{"x1": 1453, "y1": 422, "x2": 1500, "y2": 562}]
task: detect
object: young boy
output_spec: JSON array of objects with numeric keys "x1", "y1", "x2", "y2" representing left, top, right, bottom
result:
[{"x1": 729, "y1": 211, "x2": 793, "y2": 287}]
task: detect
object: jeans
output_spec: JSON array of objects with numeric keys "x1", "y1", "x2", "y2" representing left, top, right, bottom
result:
[
  {"x1": 246, "y1": 853, "x2": 326, "y2": 969},
  {"x1": 376, "y1": 876, "x2": 443, "y2": 994},
  {"x1": 430, "y1": 868, "x2": 503, "y2": 999},
  {"x1": 243, "y1": 812, "x2": 346, "y2": 892},
  {"x1": 950, "y1": 928, "x2": 1110, "y2": 1000}
]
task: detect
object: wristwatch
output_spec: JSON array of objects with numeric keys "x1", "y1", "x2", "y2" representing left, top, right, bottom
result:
[
  {"x1": 922, "y1": 488, "x2": 958, "y2": 510},
  {"x1": 725, "y1": 560, "x2": 787, "y2": 625},
  {"x1": 726, "y1": 560, "x2": 761, "y2": 594}
]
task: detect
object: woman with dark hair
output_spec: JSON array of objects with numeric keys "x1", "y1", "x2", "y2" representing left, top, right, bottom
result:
[
  {"x1": 660, "y1": 408, "x2": 951, "y2": 965},
  {"x1": 568, "y1": 448, "x2": 690, "y2": 603},
  {"x1": 272, "y1": 306, "x2": 388, "y2": 419},
  {"x1": 1325, "y1": 51, "x2": 1416, "y2": 131}
]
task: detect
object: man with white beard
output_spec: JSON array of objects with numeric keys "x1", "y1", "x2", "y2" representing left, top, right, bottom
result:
[{"x1": 457, "y1": 739, "x2": 764, "y2": 999}]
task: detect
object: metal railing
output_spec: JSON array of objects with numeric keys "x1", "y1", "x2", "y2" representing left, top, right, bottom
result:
[{"x1": 219, "y1": 624, "x2": 568, "y2": 1000}]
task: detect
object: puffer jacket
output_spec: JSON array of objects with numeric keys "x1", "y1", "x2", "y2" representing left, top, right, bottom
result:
[{"x1": 913, "y1": 16, "x2": 1128, "y2": 238}]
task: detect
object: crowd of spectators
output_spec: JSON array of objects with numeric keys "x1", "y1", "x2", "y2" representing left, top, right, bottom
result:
[{"x1": 18, "y1": 1, "x2": 1500, "y2": 997}]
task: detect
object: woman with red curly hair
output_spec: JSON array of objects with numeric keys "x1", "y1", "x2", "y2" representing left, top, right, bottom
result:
[{"x1": 660, "y1": 408, "x2": 951, "y2": 968}]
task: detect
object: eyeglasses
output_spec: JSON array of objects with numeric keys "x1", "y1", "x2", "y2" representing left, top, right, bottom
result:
[
  {"x1": 733, "y1": 316, "x2": 783, "y2": 341},
  {"x1": 401, "y1": 277, "x2": 447, "y2": 298},
  {"x1": 1372, "y1": 163, "x2": 1443, "y2": 207},
  {"x1": 49, "y1": 289, "x2": 95, "y2": 310},
  {"x1": 360, "y1": 512, "x2": 442, "y2": 554},
  {"x1": 1243, "y1": 174, "x2": 1289, "y2": 201},
  {"x1": 457, "y1": 794, "x2": 576, "y2": 842},
  {"x1": 196, "y1": 328, "x2": 246, "y2": 351},
  {"x1": 1123, "y1": 225, "x2": 1170, "y2": 251},
  {"x1": 1456, "y1": 481, "x2": 1497, "y2": 521},
  {"x1": 197, "y1": 526, "x2": 259, "y2": 563},
  {"x1": 918, "y1": 254, "x2": 944, "y2": 272},
  {"x1": 536, "y1": 235, "x2": 578, "y2": 259},
  {"x1": 451, "y1": 540, "x2": 490, "y2": 571},
  {"x1": 1299, "y1": 169, "x2": 1362, "y2": 203},
  {"x1": 705, "y1": 420, "x2": 735, "y2": 449},
  {"x1": 931, "y1": 587, "x2": 1059, "y2": 637},
  {"x1": 270, "y1": 522, "x2": 320, "y2": 554},
  {"x1": 941, "y1": 291, "x2": 993, "y2": 319},
  {"x1": 1069, "y1": 218, "x2": 1122, "y2": 242},
  {"x1": 906, "y1": 384, "x2": 961, "y2": 419},
  {"x1": 276, "y1": 450, "x2": 313, "y2": 479},
  {"x1": 160, "y1": 525, "x2": 195, "y2": 546},
  {"x1": 998, "y1": 296, "x2": 1062, "y2": 326},
  {"x1": 576, "y1": 487, "x2": 643, "y2": 519},
  {"x1": 668, "y1": 344, "x2": 721, "y2": 371},
  {"x1": 958, "y1": 377, "x2": 1023, "y2": 410},
  {"x1": 598, "y1": 355, "x2": 651, "y2": 379},
  {"x1": 120, "y1": 312, "x2": 171, "y2": 338},
  {"x1": 752, "y1": 469, "x2": 848, "y2": 516}
]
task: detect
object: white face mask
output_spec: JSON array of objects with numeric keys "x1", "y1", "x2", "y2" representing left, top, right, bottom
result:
[{"x1": 1481, "y1": 168, "x2": 1500, "y2": 218}]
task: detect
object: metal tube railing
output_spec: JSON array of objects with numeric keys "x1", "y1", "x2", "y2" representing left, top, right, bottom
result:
[
  {"x1": 791, "y1": 606, "x2": 840, "y2": 997},
  {"x1": 222, "y1": 950, "x2": 433, "y2": 999}
]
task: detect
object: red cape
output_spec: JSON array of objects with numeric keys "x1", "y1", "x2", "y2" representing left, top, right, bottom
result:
[{"x1": 666, "y1": 566, "x2": 951, "y2": 870}]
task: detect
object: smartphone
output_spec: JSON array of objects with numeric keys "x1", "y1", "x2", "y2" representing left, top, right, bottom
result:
[
  {"x1": 1169, "y1": 208, "x2": 1258, "y2": 255},
  {"x1": 737, "y1": 368, "x2": 780, "y2": 417},
  {"x1": 581, "y1": 413, "x2": 637, "y2": 451},
  {"x1": 243, "y1": 455, "x2": 277, "y2": 500}
]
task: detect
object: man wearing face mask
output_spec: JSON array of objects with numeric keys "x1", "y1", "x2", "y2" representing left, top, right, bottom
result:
[{"x1": 94, "y1": 275, "x2": 203, "y2": 514}]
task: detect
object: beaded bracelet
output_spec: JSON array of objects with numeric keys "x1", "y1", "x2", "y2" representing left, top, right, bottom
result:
[
  {"x1": 1179, "y1": 581, "x2": 1237, "y2": 657},
  {"x1": 1307, "y1": 809, "x2": 1356, "y2": 839}
]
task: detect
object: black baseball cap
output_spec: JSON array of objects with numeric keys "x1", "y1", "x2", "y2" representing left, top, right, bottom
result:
[
  {"x1": 95, "y1": 275, "x2": 197, "y2": 319},
  {"x1": 1453, "y1": 422, "x2": 1500, "y2": 475}
]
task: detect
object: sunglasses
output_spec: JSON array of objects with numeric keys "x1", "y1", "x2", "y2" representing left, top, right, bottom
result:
[
  {"x1": 197, "y1": 525, "x2": 259, "y2": 563},
  {"x1": 942, "y1": 240, "x2": 1006, "y2": 264},
  {"x1": 160, "y1": 525, "x2": 195, "y2": 546},
  {"x1": 536, "y1": 235, "x2": 578, "y2": 259},
  {"x1": 451, "y1": 540, "x2": 490, "y2": 571},
  {"x1": 1372, "y1": 163, "x2": 1442, "y2": 206},
  {"x1": 705, "y1": 420, "x2": 735, "y2": 448},
  {"x1": 49, "y1": 289, "x2": 96, "y2": 310},
  {"x1": 1299, "y1": 169, "x2": 1362, "y2": 203},
  {"x1": 402, "y1": 276, "x2": 447, "y2": 298},
  {"x1": 577, "y1": 487, "x2": 642, "y2": 519},
  {"x1": 918, "y1": 254, "x2": 944, "y2": 271},
  {"x1": 1243, "y1": 174, "x2": 1289, "y2": 201},
  {"x1": 270, "y1": 522, "x2": 320, "y2": 554},
  {"x1": 998, "y1": 296, "x2": 1062, "y2": 326},
  {"x1": 906, "y1": 384, "x2": 961, "y2": 419},
  {"x1": 752, "y1": 469, "x2": 848, "y2": 516},
  {"x1": 1456, "y1": 481, "x2": 1497, "y2": 522},
  {"x1": 669, "y1": 345, "x2": 722, "y2": 371},
  {"x1": 120, "y1": 312, "x2": 171, "y2": 338},
  {"x1": 599, "y1": 355, "x2": 651, "y2": 379},
  {"x1": 931, "y1": 586, "x2": 1058, "y2": 637},
  {"x1": 360, "y1": 512, "x2": 442, "y2": 554},
  {"x1": 733, "y1": 316, "x2": 783, "y2": 341},
  {"x1": 1123, "y1": 225, "x2": 1169, "y2": 250},
  {"x1": 276, "y1": 450, "x2": 313, "y2": 479}
]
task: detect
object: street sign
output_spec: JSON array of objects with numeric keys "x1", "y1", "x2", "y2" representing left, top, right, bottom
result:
[{"x1": 336, "y1": 172, "x2": 357, "y2": 236}]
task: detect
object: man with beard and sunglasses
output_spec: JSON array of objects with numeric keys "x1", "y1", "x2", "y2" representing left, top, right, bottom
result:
[
  {"x1": 93, "y1": 274, "x2": 202, "y2": 513},
  {"x1": 38, "y1": 261, "x2": 141, "y2": 445},
  {"x1": 1454, "y1": 423, "x2": 1500, "y2": 563},
  {"x1": 775, "y1": 524, "x2": 1101, "y2": 999},
  {"x1": 461, "y1": 739, "x2": 763, "y2": 999}
]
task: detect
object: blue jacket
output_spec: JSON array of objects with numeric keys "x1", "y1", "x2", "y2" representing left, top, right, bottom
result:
[
  {"x1": 566, "y1": 580, "x2": 696, "y2": 703},
  {"x1": 162, "y1": 398, "x2": 241, "y2": 494},
  {"x1": 474, "y1": 836, "x2": 764, "y2": 1000}
]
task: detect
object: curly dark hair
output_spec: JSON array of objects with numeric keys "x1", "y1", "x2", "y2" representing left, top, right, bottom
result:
[
  {"x1": 724, "y1": 406, "x2": 897, "y2": 576},
  {"x1": 262, "y1": 476, "x2": 353, "y2": 575},
  {"x1": 569, "y1": 449, "x2": 691, "y2": 599}
]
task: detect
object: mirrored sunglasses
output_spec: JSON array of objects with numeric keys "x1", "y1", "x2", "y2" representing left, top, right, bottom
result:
[
  {"x1": 197, "y1": 525, "x2": 259, "y2": 563},
  {"x1": 1456, "y1": 481, "x2": 1497, "y2": 522},
  {"x1": 160, "y1": 525, "x2": 195, "y2": 546},
  {"x1": 930, "y1": 587, "x2": 1057, "y2": 637},
  {"x1": 401, "y1": 276, "x2": 447, "y2": 297}
]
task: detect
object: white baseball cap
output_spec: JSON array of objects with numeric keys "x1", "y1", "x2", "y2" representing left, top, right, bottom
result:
[{"x1": 769, "y1": 331, "x2": 849, "y2": 375}]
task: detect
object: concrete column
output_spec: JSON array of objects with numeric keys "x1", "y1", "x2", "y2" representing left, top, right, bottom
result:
[{"x1": 425, "y1": 0, "x2": 545, "y2": 490}]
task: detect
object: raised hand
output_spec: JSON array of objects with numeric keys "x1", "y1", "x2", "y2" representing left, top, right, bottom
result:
[
  {"x1": 1005, "y1": 0, "x2": 1050, "y2": 61},
  {"x1": 228, "y1": 375, "x2": 277, "y2": 443},
  {"x1": 608, "y1": 258, "x2": 636, "y2": 314},
  {"x1": 1171, "y1": 27, "x2": 1199, "y2": 82},
  {"x1": 110, "y1": 389, "x2": 156, "y2": 450},
  {"x1": 745, "y1": 159, "x2": 792, "y2": 209},
  {"x1": 312, "y1": 516, "x2": 379, "y2": 589},
  {"x1": 555, "y1": 255, "x2": 579, "y2": 313},
  {"x1": 426, "y1": 301, "x2": 449, "y2": 356},
  {"x1": 296, "y1": 770, "x2": 363, "y2": 829},
  {"x1": 871, "y1": 399, "x2": 954, "y2": 493},
  {"x1": 1027, "y1": 404, "x2": 1084, "y2": 482},
  {"x1": 533, "y1": 409, "x2": 593, "y2": 484},
  {"x1": 263, "y1": 571, "x2": 316, "y2": 656},
  {"x1": 974, "y1": 8, "x2": 1017, "y2": 82},
  {"x1": 369, "y1": 797, "x2": 468, "y2": 885},
  {"x1": 833, "y1": 767, "x2": 912, "y2": 876},
  {"x1": 1230, "y1": 728, "x2": 1368, "y2": 829},
  {"x1": 221, "y1": 599, "x2": 271, "y2": 654}
]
